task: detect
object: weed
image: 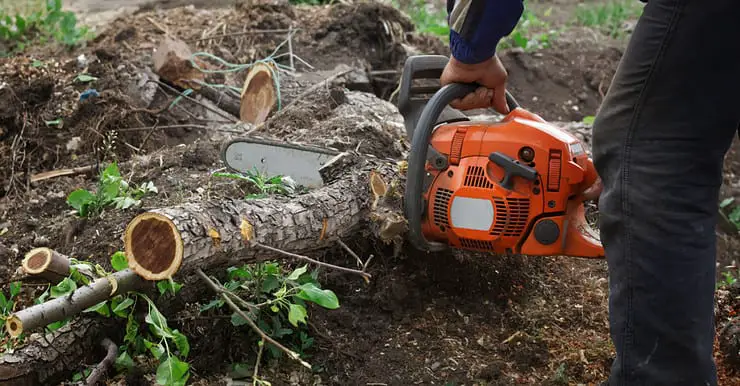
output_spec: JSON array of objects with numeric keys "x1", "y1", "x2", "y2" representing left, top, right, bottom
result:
[
  {"x1": 574, "y1": 0, "x2": 644, "y2": 38},
  {"x1": 200, "y1": 262, "x2": 337, "y2": 365},
  {"x1": 212, "y1": 168, "x2": 298, "y2": 199},
  {"x1": 66, "y1": 162, "x2": 158, "y2": 218},
  {"x1": 499, "y1": 7, "x2": 560, "y2": 51},
  {"x1": 391, "y1": 0, "x2": 449, "y2": 40}
]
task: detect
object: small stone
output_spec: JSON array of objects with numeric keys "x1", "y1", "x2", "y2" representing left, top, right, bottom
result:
[
  {"x1": 431, "y1": 361, "x2": 441, "y2": 370},
  {"x1": 34, "y1": 235, "x2": 50, "y2": 246}
]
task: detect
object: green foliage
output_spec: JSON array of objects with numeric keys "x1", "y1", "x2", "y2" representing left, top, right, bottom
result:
[
  {"x1": 574, "y1": 0, "x2": 645, "y2": 38},
  {"x1": 391, "y1": 0, "x2": 449, "y2": 40},
  {"x1": 21, "y1": 251, "x2": 190, "y2": 385},
  {"x1": 0, "y1": 0, "x2": 94, "y2": 54},
  {"x1": 499, "y1": 8, "x2": 560, "y2": 52},
  {"x1": 67, "y1": 162, "x2": 158, "y2": 217},
  {"x1": 212, "y1": 168, "x2": 297, "y2": 199},
  {"x1": 201, "y1": 262, "x2": 338, "y2": 361},
  {"x1": 0, "y1": 281, "x2": 22, "y2": 349}
]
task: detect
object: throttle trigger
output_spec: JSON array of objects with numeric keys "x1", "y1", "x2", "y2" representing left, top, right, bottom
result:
[{"x1": 488, "y1": 151, "x2": 538, "y2": 190}]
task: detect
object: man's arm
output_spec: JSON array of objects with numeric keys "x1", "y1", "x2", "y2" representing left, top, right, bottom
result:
[{"x1": 447, "y1": 0, "x2": 524, "y2": 64}]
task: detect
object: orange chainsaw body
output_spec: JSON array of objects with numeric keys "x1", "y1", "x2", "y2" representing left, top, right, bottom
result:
[{"x1": 419, "y1": 108, "x2": 604, "y2": 258}]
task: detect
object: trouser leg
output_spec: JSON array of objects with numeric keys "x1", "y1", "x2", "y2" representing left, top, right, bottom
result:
[{"x1": 591, "y1": 0, "x2": 740, "y2": 385}]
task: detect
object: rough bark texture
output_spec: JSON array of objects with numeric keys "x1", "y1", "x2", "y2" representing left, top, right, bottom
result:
[
  {"x1": 6, "y1": 269, "x2": 148, "y2": 337},
  {"x1": 0, "y1": 319, "x2": 106, "y2": 386},
  {"x1": 124, "y1": 153, "x2": 405, "y2": 280}
]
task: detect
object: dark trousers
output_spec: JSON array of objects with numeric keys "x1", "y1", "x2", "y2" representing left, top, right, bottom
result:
[{"x1": 592, "y1": 0, "x2": 740, "y2": 385}]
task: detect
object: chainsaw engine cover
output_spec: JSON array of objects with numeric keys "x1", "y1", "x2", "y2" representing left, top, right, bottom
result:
[{"x1": 419, "y1": 111, "x2": 601, "y2": 257}]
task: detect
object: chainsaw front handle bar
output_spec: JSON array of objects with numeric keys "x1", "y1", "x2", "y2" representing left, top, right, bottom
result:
[{"x1": 405, "y1": 82, "x2": 523, "y2": 252}]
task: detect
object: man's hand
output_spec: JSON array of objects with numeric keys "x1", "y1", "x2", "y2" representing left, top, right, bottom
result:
[{"x1": 440, "y1": 55, "x2": 510, "y2": 114}]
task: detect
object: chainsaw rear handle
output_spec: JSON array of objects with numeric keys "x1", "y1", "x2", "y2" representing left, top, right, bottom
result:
[{"x1": 405, "y1": 82, "x2": 523, "y2": 252}]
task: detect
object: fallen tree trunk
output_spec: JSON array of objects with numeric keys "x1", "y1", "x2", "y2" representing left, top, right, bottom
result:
[
  {"x1": 0, "y1": 318, "x2": 107, "y2": 386},
  {"x1": 6, "y1": 269, "x2": 148, "y2": 338},
  {"x1": 124, "y1": 152, "x2": 407, "y2": 281}
]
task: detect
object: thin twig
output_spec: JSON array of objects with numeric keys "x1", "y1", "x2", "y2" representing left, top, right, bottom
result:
[
  {"x1": 196, "y1": 269, "x2": 311, "y2": 369},
  {"x1": 287, "y1": 26, "x2": 295, "y2": 72},
  {"x1": 253, "y1": 337, "x2": 265, "y2": 384},
  {"x1": 252, "y1": 241, "x2": 371, "y2": 281},
  {"x1": 85, "y1": 338, "x2": 118, "y2": 386},
  {"x1": 336, "y1": 239, "x2": 364, "y2": 268},
  {"x1": 188, "y1": 29, "x2": 293, "y2": 43},
  {"x1": 116, "y1": 124, "x2": 209, "y2": 133},
  {"x1": 153, "y1": 80, "x2": 239, "y2": 123}
]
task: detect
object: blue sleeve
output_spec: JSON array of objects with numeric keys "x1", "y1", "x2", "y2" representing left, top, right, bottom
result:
[{"x1": 446, "y1": 0, "x2": 524, "y2": 64}]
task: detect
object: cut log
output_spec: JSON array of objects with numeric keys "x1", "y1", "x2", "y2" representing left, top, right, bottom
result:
[
  {"x1": 6, "y1": 269, "x2": 148, "y2": 338},
  {"x1": 0, "y1": 318, "x2": 106, "y2": 386},
  {"x1": 21, "y1": 248, "x2": 70, "y2": 284},
  {"x1": 152, "y1": 37, "x2": 207, "y2": 90},
  {"x1": 240, "y1": 61, "x2": 278, "y2": 124},
  {"x1": 124, "y1": 153, "x2": 406, "y2": 281}
]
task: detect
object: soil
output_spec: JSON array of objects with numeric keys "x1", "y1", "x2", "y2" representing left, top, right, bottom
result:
[{"x1": 1, "y1": 1, "x2": 739, "y2": 385}]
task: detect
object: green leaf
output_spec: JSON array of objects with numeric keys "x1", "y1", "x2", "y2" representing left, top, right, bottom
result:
[
  {"x1": 199, "y1": 298, "x2": 224, "y2": 312},
  {"x1": 84, "y1": 301, "x2": 110, "y2": 317},
  {"x1": 157, "y1": 280, "x2": 183, "y2": 296},
  {"x1": 288, "y1": 303, "x2": 308, "y2": 327},
  {"x1": 143, "y1": 339, "x2": 165, "y2": 359},
  {"x1": 582, "y1": 115, "x2": 596, "y2": 125},
  {"x1": 112, "y1": 297, "x2": 135, "y2": 317},
  {"x1": 145, "y1": 306, "x2": 173, "y2": 339},
  {"x1": 261, "y1": 275, "x2": 280, "y2": 294},
  {"x1": 51, "y1": 278, "x2": 77, "y2": 298},
  {"x1": 172, "y1": 330, "x2": 190, "y2": 358},
  {"x1": 67, "y1": 189, "x2": 94, "y2": 216},
  {"x1": 287, "y1": 265, "x2": 308, "y2": 281},
  {"x1": 231, "y1": 312, "x2": 249, "y2": 327},
  {"x1": 155, "y1": 357, "x2": 190, "y2": 386},
  {"x1": 720, "y1": 197, "x2": 735, "y2": 209},
  {"x1": 111, "y1": 251, "x2": 128, "y2": 271},
  {"x1": 45, "y1": 118, "x2": 62, "y2": 127},
  {"x1": 114, "y1": 351, "x2": 134, "y2": 372},
  {"x1": 75, "y1": 74, "x2": 98, "y2": 83},
  {"x1": 296, "y1": 283, "x2": 340, "y2": 310},
  {"x1": 9, "y1": 282, "x2": 21, "y2": 298}
]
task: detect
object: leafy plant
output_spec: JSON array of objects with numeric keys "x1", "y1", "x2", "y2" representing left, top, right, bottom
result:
[
  {"x1": 67, "y1": 162, "x2": 158, "y2": 217},
  {"x1": 0, "y1": 281, "x2": 22, "y2": 349},
  {"x1": 0, "y1": 0, "x2": 94, "y2": 54},
  {"x1": 499, "y1": 8, "x2": 560, "y2": 51},
  {"x1": 212, "y1": 168, "x2": 297, "y2": 199},
  {"x1": 574, "y1": 0, "x2": 645, "y2": 38},
  {"x1": 200, "y1": 262, "x2": 338, "y2": 361}
]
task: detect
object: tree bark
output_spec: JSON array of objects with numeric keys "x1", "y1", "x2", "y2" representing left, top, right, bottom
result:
[
  {"x1": 21, "y1": 248, "x2": 70, "y2": 285},
  {"x1": 124, "y1": 153, "x2": 406, "y2": 281},
  {"x1": 6, "y1": 269, "x2": 149, "y2": 338},
  {"x1": 0, "y1": 318, "x2": 106, "y2": 386}
]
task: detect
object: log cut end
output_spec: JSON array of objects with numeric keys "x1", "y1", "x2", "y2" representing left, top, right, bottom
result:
[
  {"x1": 124, "y1": 212, "x2": 183, "y2": 281},
  {"x1": 240, "y1": 62, "x2": 277, "y2": 125},
  {"x1": 22, "y1": 247, "x2": 54, "y2": 274},
  {"x1": 6, "y1": 315, "x2": 22, "y2": 338}
]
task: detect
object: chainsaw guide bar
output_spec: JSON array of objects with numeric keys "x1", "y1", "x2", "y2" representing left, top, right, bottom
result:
[{"x1": 220, "y1": 136, "x2": 342, "y2": 188}]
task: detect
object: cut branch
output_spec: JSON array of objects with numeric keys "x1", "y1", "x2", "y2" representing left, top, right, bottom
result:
[
  {"x1": 85, "y1": 338, "x2": 118, "y2": 386},
  {"x1": 6, "y1": 269, "x2": 148, "y2": 338},
  {"x1": 124, "y1": 153, "x2": 406, "y2": 281},
  {"x1": 21, "y1": 247, "x2": 70, "y2": 284}
]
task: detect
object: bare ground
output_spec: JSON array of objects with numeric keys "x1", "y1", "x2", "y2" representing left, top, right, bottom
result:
[{"x1": 1, "y1": 1, "x2": 739, "y2": 385}]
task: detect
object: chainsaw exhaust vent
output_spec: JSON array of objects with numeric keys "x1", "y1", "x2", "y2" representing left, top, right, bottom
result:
[
  {"x1": 490, "y1": 197, "x2": 531, "y2": 237},
  {"x1": 433, "y1": 188, "x2": 454, "y2": 227},
  {"x1": 459, "y1": 238, "x2": 494, "y2": 251},
  {"x1": 463, "y1": 166, "x2": 494, "y2": 189}
]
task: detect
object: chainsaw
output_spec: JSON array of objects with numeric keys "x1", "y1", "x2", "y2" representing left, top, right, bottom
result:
[{"x1": 220, "y1": 55, "x2": 605, "y2": 259}]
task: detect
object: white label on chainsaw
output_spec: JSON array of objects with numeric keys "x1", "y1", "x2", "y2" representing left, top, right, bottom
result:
[{"x1": 449, "y1": 197, "x2": 494, "y2": 231}]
